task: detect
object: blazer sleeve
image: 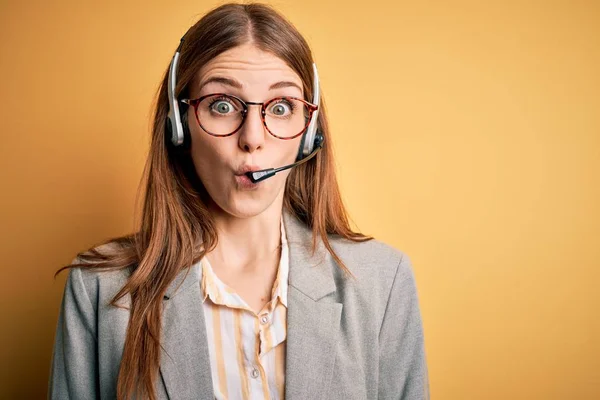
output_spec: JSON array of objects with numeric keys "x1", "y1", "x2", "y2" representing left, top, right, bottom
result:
[
  {"x1": 48, "y1": 265, "x2": 99, "y2": 400},
  {"x1": 378, "y1": 253, "x2": 430, "y2": 400}
]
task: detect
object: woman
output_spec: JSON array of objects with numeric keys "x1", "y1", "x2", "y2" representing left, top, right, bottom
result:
[{"x1": 49, "y1": 3, "x2": 429, "y2": 400}]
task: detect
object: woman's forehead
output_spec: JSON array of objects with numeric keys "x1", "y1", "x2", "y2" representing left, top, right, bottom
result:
[{"x1": 195, "y1": 43, "x2": 303, "y2": 95}]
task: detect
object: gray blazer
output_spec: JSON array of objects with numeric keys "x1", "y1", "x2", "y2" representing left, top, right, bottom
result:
[{"x1": 48, "y1": 210, "x2": 430, "y2": 399}]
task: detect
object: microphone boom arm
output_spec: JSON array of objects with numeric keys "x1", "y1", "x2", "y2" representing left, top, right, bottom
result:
[{"x1": 246, "y1": 142, "x2": 323, "y2": 183}]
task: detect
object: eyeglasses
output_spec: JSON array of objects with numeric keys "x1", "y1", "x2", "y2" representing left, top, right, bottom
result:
[{"x1": 180, "y1": 93, "x2": 318, "y2": 140}]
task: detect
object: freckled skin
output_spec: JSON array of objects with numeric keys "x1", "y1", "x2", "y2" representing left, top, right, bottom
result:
[{"x1": 187, "y1": 43, "x2": 305, "y2": 220}]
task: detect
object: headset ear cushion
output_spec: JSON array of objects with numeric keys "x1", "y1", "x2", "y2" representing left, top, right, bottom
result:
[
  {"x1": 295, "y1": 132, "x2": 308, "y2": 162},
  {"x1": 180, "y1": 108, "x2": 192, "y2": 151},
  {"x1": 165, "y1": 107, "x2": 192, "y2": 151},
  {"x1": 165, "y1": 117, "x2": 174, "y2": 146}
]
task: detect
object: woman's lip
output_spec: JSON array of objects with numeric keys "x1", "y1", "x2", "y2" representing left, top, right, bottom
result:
[
  {"x1": 235, "y1": 165, "x2": 263, "y2": 176},
  {"x1": 235, "y1": 173, "x2": 260, "y2": 189}
]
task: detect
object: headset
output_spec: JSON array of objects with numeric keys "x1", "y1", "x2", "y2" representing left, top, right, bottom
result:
[{"x1": 165, "y1": 36, "x2": 324, "y2": 183}]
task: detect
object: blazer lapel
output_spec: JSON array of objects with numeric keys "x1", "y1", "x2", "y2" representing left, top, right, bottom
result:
[
  {"x1": 282, "y1": 211, "x2": 343, "y2": 400},
  {"x1": 159, "y1": 262, "x2": 214, "y2": 399}
]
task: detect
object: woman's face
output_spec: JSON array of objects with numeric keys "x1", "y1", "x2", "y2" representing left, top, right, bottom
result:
[{"x1": 187, "y1": 43, "x2": 305, "y2": 219}]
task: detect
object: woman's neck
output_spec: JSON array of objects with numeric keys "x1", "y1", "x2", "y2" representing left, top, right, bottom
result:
[{"x1": 206, "y1": 200, "x2": 283, "y2": 274}]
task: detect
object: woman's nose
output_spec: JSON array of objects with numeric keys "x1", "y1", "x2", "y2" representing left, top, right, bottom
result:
[{"x1": 238, "y1": 105, "x2": 266, "y2": 153}]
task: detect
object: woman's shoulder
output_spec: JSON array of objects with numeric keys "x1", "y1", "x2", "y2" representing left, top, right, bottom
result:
[
  {"x1": 62, "y1": 242, "x2": 133, "y2": 308},
  {"x1": 328, "y1": 234, "x2": 411, "y2": 277},
  {"x1": 326, "y1": 234, "x2": 419, "y2": 308}
]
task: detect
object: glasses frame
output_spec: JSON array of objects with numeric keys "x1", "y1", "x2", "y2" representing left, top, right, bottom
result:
[{"x1": 180, "y1": 93, "x2": 318, "y2": 140}]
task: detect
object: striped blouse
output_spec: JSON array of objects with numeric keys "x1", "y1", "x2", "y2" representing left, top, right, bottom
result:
[{"x1": 199, "y1": 216, "x2": 289, "y2": 400}]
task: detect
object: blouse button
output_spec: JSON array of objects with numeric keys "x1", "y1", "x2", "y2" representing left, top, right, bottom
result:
[
  {"x1": 251, "y1": 367, "x2": 260, "y2": 379},
  {"x1": 260, "y1": 315, "x2": 269, "y2": 325}
]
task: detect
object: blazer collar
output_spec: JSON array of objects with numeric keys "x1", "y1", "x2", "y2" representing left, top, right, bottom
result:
[
  {"x1": 159, "y1": 209, "x2": 343, "y2": 400},
  {"x1": 282, "y1": 209, "x2": 338, "y2": 300},
  {"x1": 162, "y1": 258, "x2": 201, "y2": 301}
]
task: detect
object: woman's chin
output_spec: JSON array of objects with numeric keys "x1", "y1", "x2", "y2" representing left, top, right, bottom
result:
[
  {"x1": 208, "y1": 195, "x2": 270, "y2": 220},
  {"x1": 204, "y1": 178, "x2": 285, "y2": 219}
]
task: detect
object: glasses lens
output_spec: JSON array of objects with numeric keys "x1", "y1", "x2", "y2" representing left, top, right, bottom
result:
[
  {"x1": 197, "y1": 94, "x2": 245, "y2": 135},
  {"x1": 265, "y1": 98, "x2": 311, "y2": 138}
]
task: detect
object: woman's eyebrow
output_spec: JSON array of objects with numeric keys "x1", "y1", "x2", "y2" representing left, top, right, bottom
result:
[
  {"x1": 268, "y1": 81, "x2": 302, "y2": 91},
  {"x1": 199, "y1": 76, "x2": 242, "y2": 91},
  {"x1": 198, "y1": 76, "x2": 302, "y2": 92}
]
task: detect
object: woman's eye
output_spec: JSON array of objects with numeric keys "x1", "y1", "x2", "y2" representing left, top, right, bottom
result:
[
  {"x1": 269, "y1": 101, "x2": 292, "y2": 116},
  {"x1": 211, "y1": 100, "x2": 234, "y2": 114}
]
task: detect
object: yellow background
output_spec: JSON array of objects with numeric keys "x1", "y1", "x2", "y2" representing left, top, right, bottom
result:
[{"x1": 1, "y1": 0, "x2": 598, "y2": 398}]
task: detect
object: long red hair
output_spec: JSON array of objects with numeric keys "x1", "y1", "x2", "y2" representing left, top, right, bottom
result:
[{"x1": 56, "y1": 3, "x2": 373, "y2": 399}]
